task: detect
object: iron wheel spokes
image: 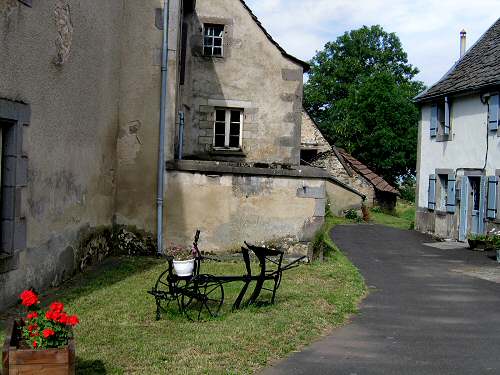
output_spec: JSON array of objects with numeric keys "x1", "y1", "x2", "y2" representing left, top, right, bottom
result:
[{"x1": 181, "y1": 278, "x2": 225, "y2": 321}]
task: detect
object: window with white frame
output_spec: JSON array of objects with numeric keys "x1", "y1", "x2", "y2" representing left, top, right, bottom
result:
[
  {"x1": 214, "y1": 109, "x2": 243, "y2": 149},
  {"x1": 203, "y1": 24, "x2": 224, "y2": 57}
]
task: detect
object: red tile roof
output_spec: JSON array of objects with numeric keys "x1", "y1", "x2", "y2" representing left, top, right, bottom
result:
[{"x1": 336, "y1": 148, "x2": 399, "y2": 195}]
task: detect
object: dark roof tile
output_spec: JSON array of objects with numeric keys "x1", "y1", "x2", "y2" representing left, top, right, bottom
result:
[{"x1": 415, "y1": 18, "x2": 500, "y2": 101}]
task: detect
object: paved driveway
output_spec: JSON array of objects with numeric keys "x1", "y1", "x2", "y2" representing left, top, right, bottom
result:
[{"x1": 262, "y1": 225, "x2": 500, "y2": 375}]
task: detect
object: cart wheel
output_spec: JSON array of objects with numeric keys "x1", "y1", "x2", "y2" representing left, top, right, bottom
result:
[
  {"x1": 153, "y1": 270, "x2": 184, "y2": 318},
  {"x1": 181, "y1": 278, "x2": 224, "y2": 321}
]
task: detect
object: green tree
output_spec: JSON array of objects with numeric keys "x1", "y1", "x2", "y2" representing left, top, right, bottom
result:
[{"x1": 304, "y1": 25, "x2": 425, "y2": 184}]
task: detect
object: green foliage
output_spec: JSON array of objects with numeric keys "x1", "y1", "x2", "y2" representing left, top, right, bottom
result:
[
  {"x1": 77, "y1": 226, "x2": 156, "y2": 272},
  {"x1": 304, "y1": 25, "x2": 425, "y2": 184},
  {"x1": 370, "y1": 201, "x2": 415, "y2": 230},
  {"x1": 344, "y1": 209, "x2": 361, "y2": 221},
  {"x1": 398, "y1": 175, "x2": 416, "y2": 203}
]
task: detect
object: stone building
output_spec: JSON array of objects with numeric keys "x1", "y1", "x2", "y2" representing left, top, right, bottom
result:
[
  {"x1": 415, "y1": 20, "x2": 500, "y2": 241},
  {"x1": 0, "y1": 0, "x2": 363, "y2": 309},
  {"x1": 301, "y1": 111, "x2": 398, "y2": 213}
]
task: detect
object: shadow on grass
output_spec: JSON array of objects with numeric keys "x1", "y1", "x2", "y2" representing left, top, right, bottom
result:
[
  {"x1": 76, "y1": 358, "x2": 107, "y2": 374},
  {"x1": 0, "y1": 256, "x2": 163, "y2": 340}
]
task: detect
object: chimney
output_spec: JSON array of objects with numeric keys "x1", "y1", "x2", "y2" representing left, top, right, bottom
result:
[{"x1": 460, "y1": 29, "x2": 467, "y2": 58}]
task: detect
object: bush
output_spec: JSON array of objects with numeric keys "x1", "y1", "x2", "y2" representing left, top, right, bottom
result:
[
  {"x1": 344, "y1": 209, "x2": 361, "y2": 221},
  {"x1": 398, "y1": 176, "x2": 416, "y2": 203},
  {"x1": 77, "y1": 225, "x2": 156, "y2": 272}
]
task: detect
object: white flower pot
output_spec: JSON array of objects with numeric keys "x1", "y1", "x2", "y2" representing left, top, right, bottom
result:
[{"x1": 173, "y1": 259, "x2": 195, "y2": 277}]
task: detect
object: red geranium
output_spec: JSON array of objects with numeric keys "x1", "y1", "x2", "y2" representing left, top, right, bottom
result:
[
  {"x1": 42, "y1": 329, "x2": 55, "y2": 339},
  {"x1": 18, "y1": 291, "x2": 80, "y2": 350},
  {"x1": 49, "y1": 302, "x2": 64, "y2": 313},
  {"x1": 67, "y1": 315, "x2": 79, "y2": 327},
  {"x1": 20, "y1": 290, "x2": 39, "y2": 307}
]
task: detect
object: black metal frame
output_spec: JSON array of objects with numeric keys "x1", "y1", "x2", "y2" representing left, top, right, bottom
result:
[{"x1": 148, "y1": 231, "x2": 306, "y2": 321}]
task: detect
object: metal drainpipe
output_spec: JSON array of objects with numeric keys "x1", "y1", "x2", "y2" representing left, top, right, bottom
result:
[
  {"x1": 178, "y1": 111, "x2": 185, "y2": 160},
  {"x1": 157, "y1": 0, "x2": 170, "y2": 256}
]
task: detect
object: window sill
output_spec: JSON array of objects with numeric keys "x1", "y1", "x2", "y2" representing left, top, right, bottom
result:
[
  {"x1": 0, "y1": 252, "x2": 19, "y2": 274},
  {"x1": 435, "y1": 134, "x2": 452, "y2": 142},
  {"x1": 210, "y1": 148, "x2": 246, "y2": 157}
]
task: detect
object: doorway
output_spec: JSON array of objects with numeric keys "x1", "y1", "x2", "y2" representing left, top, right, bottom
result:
[{"x1": 459, "y1": 175, "x2": 486, "y2": 241}]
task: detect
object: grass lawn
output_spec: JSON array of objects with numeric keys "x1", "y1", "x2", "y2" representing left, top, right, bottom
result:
[
  {"x1": 1, "y1": 246, "x2": 365, "y2": 374},
  {"x1": 369, "y1": 201, "x2": 416, "y2": 230}
]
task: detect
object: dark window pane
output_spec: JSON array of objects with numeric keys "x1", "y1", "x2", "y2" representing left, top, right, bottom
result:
[
  {"x1": 229, "y1": 136, "x2": 239, "y2": 148},
  {"x1": 204, "y1": 47, "x2": 212, "y2": 56},
  {"x1": 230, "y1": 122, "x2": 240, "y2": 136},
  {"x1": 214, "y1": 25, "x2": 224, "y2": 37},
  {"x1": 215, "y1": 122, "x2": 225, "y2": 135},
  {"x1": 216, "y1": 110, "x2": 225, "y2": 122},
  {"x1": 213, "y1": 38, "x2": 222, "y2": 47},
  {"x1": 214, "y1": 135, "x2": 225, "y2": 147},
  {"x1": 230, "y1": 110, "x2": 240, "y2": 123},
  {"x1": 204, "y1": 37, "x2": 213, "y2": 47},
  {"x1": 213, "y1": 47, "x2": 222, "y2": 56}
]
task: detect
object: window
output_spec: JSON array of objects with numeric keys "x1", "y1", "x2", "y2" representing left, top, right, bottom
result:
[
  {"x1": 430, "y1": 97, "x2": 451, "y2": 138},
  {"x1": 203, "y1": 24, "x2": 224, "y2": 57},
  {"x1": 214, "y1": 109, "x2": 242, "y2": 149},
  {"x1": 18, "y1": 0, "x2": 32, "y2": 7},
  {"x1": 437, "y1": 175, "x2": 449, "y2": 211},
  {"x1": 0, "y1": 99, "x2": 29, "y2": 256}
]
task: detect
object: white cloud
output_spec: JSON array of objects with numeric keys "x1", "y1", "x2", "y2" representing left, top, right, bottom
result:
[{"x1": 245, "y1": 0, "x2": 500, "y2": 85}]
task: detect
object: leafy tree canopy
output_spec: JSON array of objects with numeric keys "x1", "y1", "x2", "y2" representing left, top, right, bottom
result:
[{"x1": 304, "y1": 25, "x2": 425, "y2": 184}]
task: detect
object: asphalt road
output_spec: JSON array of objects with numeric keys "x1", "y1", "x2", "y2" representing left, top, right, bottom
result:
[{"x1": 261, "y1": 225, "x2": 500, "y2": 375}]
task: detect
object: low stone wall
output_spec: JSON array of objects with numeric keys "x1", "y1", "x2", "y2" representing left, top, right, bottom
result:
[
  {"x1": 165, "y1": 170, "x2": 326, "y2": 252},
  {"x1": 416, "y1": 208, "x2": 458, "y2": 239},
  {"x1": 326, "y1": 182, "x2": 364, "y2": 216}
]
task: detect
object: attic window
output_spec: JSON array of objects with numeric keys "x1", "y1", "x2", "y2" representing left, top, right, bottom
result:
[
  {"x1": 203, "y1": 24, "x2": 224, "y2": 57},
  {"x1": 18, "y1": 0, "x2": 32, "y2": 6}
]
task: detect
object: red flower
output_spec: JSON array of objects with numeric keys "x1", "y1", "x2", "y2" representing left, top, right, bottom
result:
[
  {"x1": 20, "y1": 290, "x2": 38, "y2": 307},
  {"x1": 32, "y1": 341, "x2": 38, "y2": 348},
  {"x1": 49, "y1": 302, "x2": 65, "y2": 313},
  {"x1": 28, "y1": 324, "x2": 38, "y2": 332},
  {"x1": 58, "y1": 313, "x2": 68, "y2": 324},
  {"x1": 42, "y1": 329, "x2": 55, "y2": 339},
  {"x1": 66, "y1": 315, "x2": 79, "y2": 327},
  {"x1": 27, "y1": 312, "x2": 38, "y2": 320}
]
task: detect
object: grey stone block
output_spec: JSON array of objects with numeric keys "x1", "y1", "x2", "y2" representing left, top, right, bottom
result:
[
  {"x1": 14, "y1": 218, "x2": 27, "y2": 251},
  {"x1": 284, "y1": 112, "x2": 301, "y2": 124},
  {"x1": 0, "y1": 252, "x2": 19, "y2": 274},
  {"x1": 282, "y1": 68, "x2": 303, "y2": 81},
  {"x1": 280, "y1": 93, "x2": 295, "y2": 102},
  {"x1": 314, "y1": 198, "x2": 327, "y2": 217},
  {"x1": 2, "y1": 156, "x2": 16, "y2": 187},
  {"x1": 297, "y1": 186, "x2": 325, "y2": 199},
  {"x1": 199, "y1": 120, "x2": 213, "y2": 129},
  {"x1": 198, "y1": 136, "x2": 212, "y2": 145},
  {"x1": 2, "y1": 220, "x2": 14, "y2": 253},
  {"x1": 199, "y1": 105, "x2": 214, "y2": 113},
  {"x1": 2, "y1": 187, "x2": 16, "y2": 220},
  {"x1": 16, "y1": 156, "x2": 28, "y2": 187}
]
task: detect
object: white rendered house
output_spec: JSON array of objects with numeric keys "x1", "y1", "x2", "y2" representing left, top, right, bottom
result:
[{"x1": 415, "y1": 19, "x2": 500, "y2": 241}]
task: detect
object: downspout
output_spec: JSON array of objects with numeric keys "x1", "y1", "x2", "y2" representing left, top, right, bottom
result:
[
  {"x1": 178, "y1": 111, "x2": 185, "y2": 160},
  {"x1": 157, "y1": 0, "x2": 170, "y2": 255}
]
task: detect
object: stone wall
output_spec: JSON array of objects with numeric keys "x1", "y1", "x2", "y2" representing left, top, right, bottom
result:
[
  {"x1": 179, "y1": 0, "x2": 304, "y2": 165},
  {"x1": 313, "y1": 152, "x2": 375, "y2": 207},
  {"x1": 165, "y1": 170, "x2": 325, "y2": 251}
]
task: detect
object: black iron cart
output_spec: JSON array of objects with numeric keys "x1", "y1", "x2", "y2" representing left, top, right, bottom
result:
[{"x1": 148, "y1": 231, "x2": 306, "y2": 321}]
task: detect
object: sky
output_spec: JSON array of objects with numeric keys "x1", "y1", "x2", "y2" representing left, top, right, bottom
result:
[{"x1": 245, "y1": 0, "x2": 500, "y2": 85}]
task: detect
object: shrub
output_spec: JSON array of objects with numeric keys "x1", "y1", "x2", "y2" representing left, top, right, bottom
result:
[
  {"x1": 398, "y1": 176, "x2": 416, "y2": 203},
  {"x1": 344, "y1": 209, "x2": 361, "y2": 221},
  {"x1": 19, "y1": 290, "x2": 79, "y2": 349}
]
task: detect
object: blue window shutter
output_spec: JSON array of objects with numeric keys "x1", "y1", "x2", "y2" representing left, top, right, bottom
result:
[
  {"x1": 487, "y1": 176, "x2": 498, "y2": 220},
  {"x1": 444, "y1": 97, "x2": 451, "y2": 135},
  {"x1": 430, "y1": 104, "x2": 438, "y2": 137},
  {"x1": 489, "y1": 94, "x2": 499, "y2": 131},
  {"x1": 459, "y1": 177, "x2": 469, "y2": 241},
  {"x1": 479, "y1": 176, "x2": 487, "y2": 233},
  {"x1": 446, "y1": 173, "x2": 456, "y2": 213},
  {"x1": 428, "y1": 174, "x2": 436, "y2": 210}
]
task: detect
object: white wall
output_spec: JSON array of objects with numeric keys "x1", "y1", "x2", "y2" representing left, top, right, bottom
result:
[{"x1": 417, "y1": 94, "x2": 500, "y2": 208}]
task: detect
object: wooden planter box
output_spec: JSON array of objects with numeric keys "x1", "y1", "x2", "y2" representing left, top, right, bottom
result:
[{"x1": 2, "y1": 321, "x2": 75, "y2": 375}]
